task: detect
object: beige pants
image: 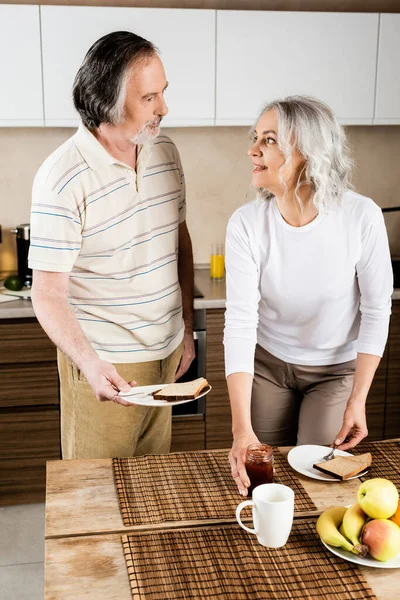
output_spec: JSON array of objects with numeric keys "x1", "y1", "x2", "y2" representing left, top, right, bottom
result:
[
  {"x1": 252, "y1": 344, "x2": 356, "y2": 446},
  {"x1": 57, "y1": 342, "x2": 183, "y2": 460}
]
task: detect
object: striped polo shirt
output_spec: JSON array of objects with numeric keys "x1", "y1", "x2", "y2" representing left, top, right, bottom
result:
[{"x1": 29, "y1": 124, "x2": 186, "y2": 363}]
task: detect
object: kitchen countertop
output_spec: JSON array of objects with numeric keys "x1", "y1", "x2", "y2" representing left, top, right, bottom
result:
[
  {"x1": 0, "y1": 268, "x2": 226, "y2": 320},
  {"x1": 193, "y1": 267, "x2": 226, "y2": 309},
  {"x1": 1, "y1": 269, "x2": 399, "y2": 319}
]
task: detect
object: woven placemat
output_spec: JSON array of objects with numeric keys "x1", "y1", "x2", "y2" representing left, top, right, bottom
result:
[
  {"x1": 351, "y1": 441, "x2": 400, "y2": 485},
  {"x1": 122, "y1": 520, "x2": 376, "y2": 600},
  {"x1": 113, "y1": 450, "x2": 316, "y2": 527}
]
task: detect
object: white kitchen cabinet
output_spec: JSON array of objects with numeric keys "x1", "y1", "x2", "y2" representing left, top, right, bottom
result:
[
  {"x1": 216, "y1": 11, "x2": 379, "y2": 126},
  {"x1": 0, "y1": 5, "x2": 43, "y2": 126},
  {"x1": 41, "y1": 6, "x2": 215, "y2": 127},
  {"x1": 374, "y1": 14, "x2": 400, "y2": 124}
]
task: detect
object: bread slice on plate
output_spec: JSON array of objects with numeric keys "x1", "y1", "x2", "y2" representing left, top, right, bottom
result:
[
  {"x1": 153, "y1": 377, "x2": 209, "y2": 401},
  {"x1": 313, "y1": 452, "x2": 372, "y2": 480}
]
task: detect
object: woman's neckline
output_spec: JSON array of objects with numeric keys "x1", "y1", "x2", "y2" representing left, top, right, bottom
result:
[{"x1": 271, "y1": 197, "x2": 324, "y2": 232}]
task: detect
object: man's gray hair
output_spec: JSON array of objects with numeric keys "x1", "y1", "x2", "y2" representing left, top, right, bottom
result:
[
  {"x1": 73, "y1": 31, "x2": 157, "y2": 130},
  {"x1": 251, "y1": 95, "x2": 353, "y2": 212}
]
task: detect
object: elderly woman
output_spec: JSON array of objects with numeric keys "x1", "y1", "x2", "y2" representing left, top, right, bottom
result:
[{"x1": 224, "y1": 96, "x2": 393, "y2": 496}]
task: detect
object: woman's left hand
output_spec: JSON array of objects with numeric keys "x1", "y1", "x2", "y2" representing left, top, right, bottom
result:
[{"x1": 334, "y1": 400, "x2": 368, "y2": 451}]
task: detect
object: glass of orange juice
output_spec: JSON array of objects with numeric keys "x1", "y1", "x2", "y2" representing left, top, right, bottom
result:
[{"x1": 210, "y1": 243, "x2": 225, "y2": 279}]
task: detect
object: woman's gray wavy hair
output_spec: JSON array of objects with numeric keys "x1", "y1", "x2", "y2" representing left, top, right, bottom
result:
[{"x1": 251, "y1": 96, "x2": 353, "y2": 212}]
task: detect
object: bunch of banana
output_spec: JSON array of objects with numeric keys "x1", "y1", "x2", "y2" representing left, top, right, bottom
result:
[{"x1": 316, "y1": 505, "x2": 369, "y2": 556}]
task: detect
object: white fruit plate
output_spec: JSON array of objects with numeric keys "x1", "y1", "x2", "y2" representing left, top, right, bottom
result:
[
  {"x1": 287, "y1": 445, "x2": 369, "y2": 481},
  {"x1": 321, "y1": 539, "x2": 400, "y2": 568},
  {"x1": 117, "y1": 384, "x2": 211, "y2": 407}
]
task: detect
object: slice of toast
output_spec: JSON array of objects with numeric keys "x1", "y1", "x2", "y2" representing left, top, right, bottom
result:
[
  {"x1": 313, "y1": 452, "x2": 372, "y2": 480},
  {"x1": 153, "y1": 377, "x2": 209, "y2": 401}
]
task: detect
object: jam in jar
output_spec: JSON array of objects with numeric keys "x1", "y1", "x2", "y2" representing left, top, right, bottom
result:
[{"x1": 245, "y1": 443, "x2": 274, "y2": 495}]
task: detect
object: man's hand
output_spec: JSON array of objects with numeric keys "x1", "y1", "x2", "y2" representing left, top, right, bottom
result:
[
  {"x1": 82, "y1": 359, "x2": 135, "y2": 407},
  {"x1": 334, "y1": 400, "x2": 368, "y2": 451},
  {"x1": 174, "y1": 331, "x2": 195, "y2": 381},
  {"x1": 229, "y1": 431, "x2": 260, "y2": 496}
]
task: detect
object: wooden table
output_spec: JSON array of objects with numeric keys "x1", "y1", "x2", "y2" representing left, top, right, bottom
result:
[{"x1": 45, "y1": 443, "x2": 399, "y2": 599}]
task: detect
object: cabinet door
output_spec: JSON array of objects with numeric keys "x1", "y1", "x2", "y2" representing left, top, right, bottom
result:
[
  {"x1": 385, "y1": 301, "x2": 400, "y2": 439},
  {"x1": 205, "y1": 309, "x2": 232, "y2": 449},
  {"x1": 171, "y1": 415, "x2": 205, "y2": 452},
  {"x1": 216, "y1": 11, "x2": 378, "y2": 125},
  {"x1": 0, "y1": 319, "x2": 57, "y2": 365},
  {"x1": 0, "y1": 363, "x2": 59, "y2": 409},
  {"x1": 41, "y1": 6, "x2": 215, "y2": 127},
  {"x1": 365, "y1": 349, "x2": 387, "y2": 441},
  {"x1": 374, "y1": 14, "x2": 400, "y2": 124},
  {"x1": 0, "y1": 407, "x2": 60, "y2": 506},
  {"x1": 0, "y1": 5, "x2": 43, "y2": 126}
]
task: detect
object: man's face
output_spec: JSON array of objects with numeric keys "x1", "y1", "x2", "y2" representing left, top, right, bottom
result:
[{"x1": 120, "y1": 54, "x2": 169, "y2": 144}]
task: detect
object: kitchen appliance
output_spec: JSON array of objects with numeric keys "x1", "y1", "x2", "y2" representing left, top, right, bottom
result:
[
  {"x1": 173, "y1": 286, "x2": 206, "y2": 417},
  {"x1": 10, "y1": 223, "x2": 32, "y2": 288}
]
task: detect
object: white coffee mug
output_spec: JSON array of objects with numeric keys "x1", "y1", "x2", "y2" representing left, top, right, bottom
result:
[{"x1": 236, "y1": 483, "x2": 294, "y2": 548}]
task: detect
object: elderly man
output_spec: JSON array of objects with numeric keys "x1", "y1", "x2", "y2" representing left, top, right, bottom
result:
[{"x1": 29, "y1": 31, "x2": 195, "y2": 459}]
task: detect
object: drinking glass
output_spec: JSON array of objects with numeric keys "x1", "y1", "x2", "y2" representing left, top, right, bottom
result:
[{"x1": 210, "y1": 243, "x2": 225, "y2": 279}]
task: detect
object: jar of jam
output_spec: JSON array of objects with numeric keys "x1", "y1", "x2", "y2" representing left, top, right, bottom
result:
[{"x1": 245, "y1": 443, "x2": 274, "y2": 495}]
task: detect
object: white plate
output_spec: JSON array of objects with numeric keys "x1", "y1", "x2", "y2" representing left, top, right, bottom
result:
[
  {"x1": 287, "y1": 445, "x2": 368, "y2": 481},
  {"x1": 118, "y1": 384, "x2": 212, "y2": 407},
  {"x1": 321, "y1": 539, "x2": 400, "y2": 568},
  {"x1": 2, "y1": 288, "x2": 32, "y2": 300}
]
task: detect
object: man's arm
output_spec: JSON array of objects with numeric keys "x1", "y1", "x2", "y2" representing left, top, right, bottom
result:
[
  {"x1": 175, "y1": 221, "x2": 195, "y2": 380},
  {"x1": 31, "y1": 270, "x2": 132, "y2": 405}
]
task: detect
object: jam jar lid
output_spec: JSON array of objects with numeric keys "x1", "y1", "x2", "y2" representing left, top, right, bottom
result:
[{"x1": 246, "y1": 443, "x2": 273, "y2": 462}]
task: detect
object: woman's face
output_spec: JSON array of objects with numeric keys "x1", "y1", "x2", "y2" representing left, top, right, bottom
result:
[{"x1": 248, "y1": 109, "x2": 306, "y2": 197}]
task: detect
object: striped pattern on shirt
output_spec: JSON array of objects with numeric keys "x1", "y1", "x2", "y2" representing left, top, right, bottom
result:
[{"x1": 29, "y1": 124, "x2": 186, "y2": 363}]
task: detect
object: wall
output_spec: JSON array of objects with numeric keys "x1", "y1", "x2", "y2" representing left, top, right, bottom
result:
[
  {"x1": 1, "y1": 0, "x2": 399, "y2": 271},
  {"x1": 3, "y1": 1, "x2": 400, "y2": 12},
  {"x1": 0, "y1": 124, "x2": 399, "y2": 274}
]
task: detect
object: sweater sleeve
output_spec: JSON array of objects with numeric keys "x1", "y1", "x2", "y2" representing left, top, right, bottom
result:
[
  {"x1": 223, "y1": 212, "x2": 260, "y2": 377},
  {"x1": 356, "y1": 210, "x2": 393, "y2": 357}
]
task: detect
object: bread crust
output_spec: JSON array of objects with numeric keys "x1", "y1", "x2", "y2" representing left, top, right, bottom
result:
[
  {"x1": 153, "y1": 378, "x2": 209, "y2": 401},
  {"x1": 313, "y1": 453, "x2": 372, "y2": 480}
]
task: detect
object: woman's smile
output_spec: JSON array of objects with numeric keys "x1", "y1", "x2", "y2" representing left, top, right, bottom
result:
[{"x1": 253, "y1": 163, "x2": 267, "y2": 173}]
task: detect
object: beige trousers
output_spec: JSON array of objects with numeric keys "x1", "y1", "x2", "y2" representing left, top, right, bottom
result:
[
  {"x1": 57, "y1": 342, "x2": 183, "y2": 460},
  {"x1": 252, "y1": 344, "x2": 356, "y2": 446}
]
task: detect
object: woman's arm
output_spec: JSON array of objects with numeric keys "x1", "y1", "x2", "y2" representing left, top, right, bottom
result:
[
  {"x1": 224, "y1": 211, "x2": 261, "y2": 494},
  {"x1": 227, "y1": 372, "x2": 260, "y2": 495},
  {"x1": 335, "y1": 208, "x2": 393, "y2": 450},
  {"x1": 334, "y1": 352, "x2": 380, "y2": 450}
]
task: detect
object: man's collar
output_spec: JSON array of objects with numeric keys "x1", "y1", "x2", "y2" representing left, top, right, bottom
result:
[
  {"x1": 73, "y1": 123, "x2": 153, "y2": 172},
  {"x1": 73, "y1": 123, "x2": 117, "y2": 170}
]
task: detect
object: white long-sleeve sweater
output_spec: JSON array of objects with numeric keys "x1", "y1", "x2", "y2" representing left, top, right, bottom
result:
[{"x1": 223, "y1": 191, "x2": 393, "y2": 377}]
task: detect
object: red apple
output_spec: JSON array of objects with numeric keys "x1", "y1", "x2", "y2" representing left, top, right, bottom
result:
[
  {"x1": 362, "y1": 519, "x2": 400, "y2": 562},
  {"x1": 357, "y1": 478, "x2": 399, "y2": 519}
]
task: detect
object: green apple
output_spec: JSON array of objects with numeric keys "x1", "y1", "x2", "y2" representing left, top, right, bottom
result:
[{"x1": 357, "y1": 478, "x2": 399, "y2": 519}]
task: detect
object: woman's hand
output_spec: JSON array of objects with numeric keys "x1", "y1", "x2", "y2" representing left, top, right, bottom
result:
[
  {"x1": 334, "y1": 400, "x2": 368, "y2": 451},
  {"x1": 229, "y1": 431, "x2": 260, "y2": 496}
]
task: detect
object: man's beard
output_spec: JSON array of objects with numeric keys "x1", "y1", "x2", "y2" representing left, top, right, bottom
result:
[{"x1": 130, "y1": 118, "x2": 162, "y2": 145}]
